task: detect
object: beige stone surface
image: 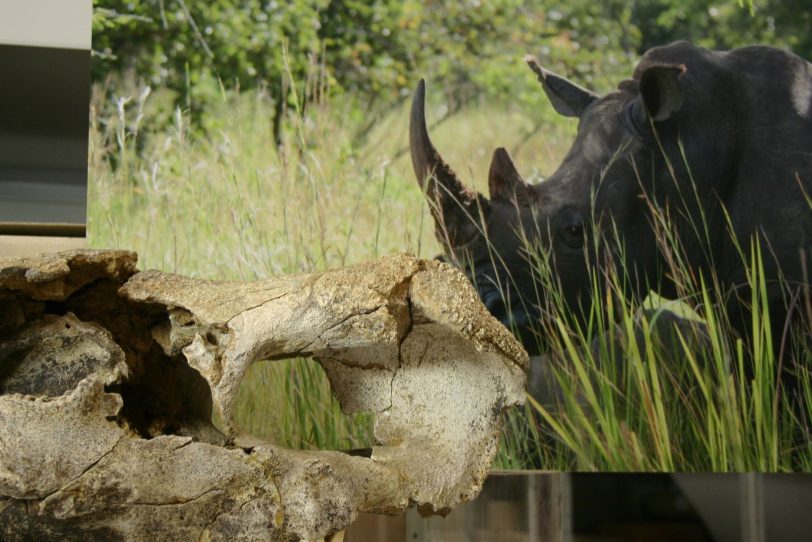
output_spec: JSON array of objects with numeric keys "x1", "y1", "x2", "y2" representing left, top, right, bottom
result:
[
  {"x1": 0, "y1": 250, "x2": 527, "y2": 541},
  {"x1": 0, "y1": 234, "x2": 87, "y2": 259}
]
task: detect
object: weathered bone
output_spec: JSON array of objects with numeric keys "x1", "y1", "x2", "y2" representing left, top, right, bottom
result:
[{"x1": 0, "y1": 250, "x2": 527, "y2": 541}]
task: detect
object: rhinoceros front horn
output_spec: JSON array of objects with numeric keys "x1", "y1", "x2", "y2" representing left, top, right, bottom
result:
[{"x1": 410, "y1": 79, "x2": 489, "y2": 248}]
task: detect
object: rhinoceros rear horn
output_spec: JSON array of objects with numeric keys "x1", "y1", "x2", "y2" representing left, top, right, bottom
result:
[
  {"x1": 524, "y1": 55, "x2": 598, "y2": 118},
  {"x1": 410, "y1": 79, "x2": 489, "y2": 248},
  {"x1": 488, "y1": 148, "x2": 534, "y2": 206}
]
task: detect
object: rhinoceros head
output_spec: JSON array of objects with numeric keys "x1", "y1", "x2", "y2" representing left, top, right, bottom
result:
[{"x1": 410, "y1": 58, "x2": 687, "y2": 352}]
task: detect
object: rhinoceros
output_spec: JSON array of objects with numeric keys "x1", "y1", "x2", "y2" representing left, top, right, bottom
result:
[{"x1": 409, "y1": 41, "x2": 812, "y2": 361}]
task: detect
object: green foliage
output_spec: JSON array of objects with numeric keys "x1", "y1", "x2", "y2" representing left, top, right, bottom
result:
[
  {"x1": 93, "y1": 0, "x2": 324, "y2": 88},
  {"x1": 94, "y1": 1, "x2": 810, "y2": 135},
  {"x1": 632, "y1": 0, "x2": 812, "y2": 56},
  {"x1": 92, "y1": 1, "x2": 643, "y2": 127},
  {"x1": 92, "y1": 0, "x2": 326, "y2": 122}
]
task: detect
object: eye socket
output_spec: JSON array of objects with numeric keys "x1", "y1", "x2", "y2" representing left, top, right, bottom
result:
[
  {"x1": 622, "y1": 100, "x2": 647, "y2": 136},
  {"x1": 557, "y1": 207, "x2": 586, "y2": 249}
]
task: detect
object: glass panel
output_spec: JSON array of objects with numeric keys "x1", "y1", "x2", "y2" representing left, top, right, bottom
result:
[{"x1": 0, "y1": 0, "x2": 90, "y2": 233}]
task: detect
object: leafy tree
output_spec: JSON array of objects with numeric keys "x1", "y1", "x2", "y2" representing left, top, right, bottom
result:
[
  {"x1": 93, "y1": 0, "x2": 326, "y2": 139},
  {"x1": 92, "y1": 2, "x2": 638, "y2": 117},
  {"x1": 92, "y1": 0, "x2": 810, "y2": 138},
  {"x1": 632, "y1": 0, "x2": 812, "y2": 59}
]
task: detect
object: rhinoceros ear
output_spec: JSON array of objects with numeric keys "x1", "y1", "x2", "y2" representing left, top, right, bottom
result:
[
  {"x1": 525, "y1": 55, "x2": 598, "y2": 118},
  {"x1": 488, "y1": 148, "x2": 534, "y2": 206},
  {"x1": 639, "y1": 64, "x2": 686, "y2": 122}
]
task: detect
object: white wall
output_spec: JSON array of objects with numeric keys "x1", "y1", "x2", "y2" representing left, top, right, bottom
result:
[{"x1": 0, "y1": 0, "x2": 91, "y2": 50}]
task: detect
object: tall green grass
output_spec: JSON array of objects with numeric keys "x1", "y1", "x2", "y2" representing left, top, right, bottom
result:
[{"x1": 477, "y1": 151, "x2": 812, "y2": 471}]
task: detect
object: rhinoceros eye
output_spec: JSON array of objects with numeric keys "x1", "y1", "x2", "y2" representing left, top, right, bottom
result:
[{"x1": 557, "y1": 207, "x2": 585, "y2": 249}]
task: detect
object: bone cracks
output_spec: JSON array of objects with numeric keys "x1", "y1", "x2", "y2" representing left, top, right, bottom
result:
[{"x1": 0, "y1": 249, "x2": 527, "y2": 541}]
